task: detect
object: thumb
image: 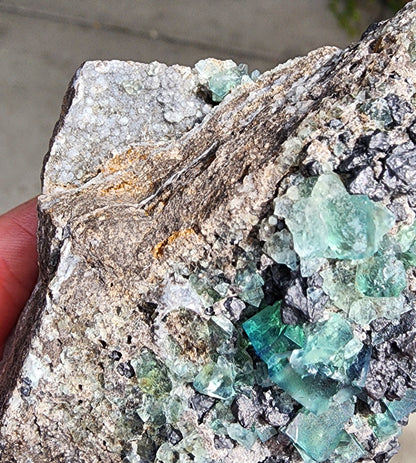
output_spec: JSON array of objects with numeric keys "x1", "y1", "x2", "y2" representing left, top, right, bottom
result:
[{"x1": 0, "y1": 198, "x2": 38, "y2": 355}]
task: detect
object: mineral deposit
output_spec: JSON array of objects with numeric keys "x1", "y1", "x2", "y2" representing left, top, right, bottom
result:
[{"x1": 2, "y1": 3, "x2": 416, "y2": 463}]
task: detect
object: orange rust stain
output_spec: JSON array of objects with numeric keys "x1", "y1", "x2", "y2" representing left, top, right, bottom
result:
[
  {"x1": 100, "y1": 170, "x2": 140, "y2": 195},
  {"x1": 104, "y1": 147, "x2": 149, "y2": 174},
  {"x1": 152, "y1": 228, "x2": 195, "y2": 259}
]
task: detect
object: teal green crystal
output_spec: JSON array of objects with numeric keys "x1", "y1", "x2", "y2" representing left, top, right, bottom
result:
[
  {"x1": 384, "y1": 389, "x2": 416, "y2": 422},
  {"x1": 164, "y1": 337, "x2": 199, "y2": 382},
  {"x1": 368, "y1": 412, "x2": 401, "y2": 441},
  {"x1": 263, "y1": 229, "x2": 297, "y2": 270},
  {"x1": 396, "y1": 221, "x2": 416, "y2": 267},
  {"x1": 193, "y1": 356, "x2": 236, "y2": 400},
  {"x1": 155, "y1": 443, "x2": 176, "y2": 463},
  {"x1": 289, "y1": 313, "x2": 362, "y2": 383},
  {"x1": 156, "y1": 431, "x2": 208, "y2": 463},
  {"x1": 321, "y1": 261, "x2": 406, "y2": 325},
  {"x1": 349, "y1": 296, "x2": 406, "y2": 326},
  {"x1": 134, "y1": 350, "x2": 172, "y2": 398},
  {"x1": 268, "y1": 358, "x2": 341, "y2": 415},
  {"x1": 296, "y1": 433, "x2": 366, "y2": 463},
  {"x1": 137, "y1": 394, "x2": 166, "y2": 425},
  {"x1": 226, "y1": 423, "x2": 257, "y2": 448},
  {"x1": 255, "y1": 424, "x2": 277, "y2": 442},
  {"x1": 194, "y1": 59, "x2": 257, "y2": 102},
  {"x1": 242, "y1": 302, "x2": 304, "y2": 364},
  {"x1": 189, "y1": 272, "x2": 224, "y2": 307},
  {"x1": 284, "y1": 400, "x2": 355, "y2": 462},
  {"x1": 208, "y1": 68, "x2": 243, "y2": 102},
  {"x1": 177, "y1": 433, "x2": 207, "y2": 462},
  {"x1": 275, "y1": 172, "x2": 394, "y2": 261},
  {"x1": 243, "y1": 305, "x2": 368, "y2": 415},
  {"x1": 209, "y1": 402, "x2": 236, "y2": 435},
  {"x1": 355, "y1": 252, "x2": 407, "y2": 297},
  {"x1": 234, "y1": 266, "x2": 264, "y2": 307},
  {"x1": 327, "y1": 432, "x2": 366, "y2": 463}
]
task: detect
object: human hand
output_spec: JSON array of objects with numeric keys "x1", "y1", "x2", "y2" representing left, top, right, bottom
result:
[{"x1": 0, "y1": 199, "x2": 38, "y2": 357}]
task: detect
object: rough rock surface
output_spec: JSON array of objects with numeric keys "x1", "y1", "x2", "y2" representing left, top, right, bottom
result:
[{"x1": 2, "y1": 3, "x2": 416, "y2": 463}]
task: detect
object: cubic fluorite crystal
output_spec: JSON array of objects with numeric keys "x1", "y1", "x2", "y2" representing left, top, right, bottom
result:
[
  {"x1": 355, "y1": 253, "x2": 407, "y2": 298},
  {"x1": 193, "y1": 356, "x2": 236, "y2": 400},
  {"x1": 284, "y1": 400, "x2": 355, "y2": 462},
  {"x1": 195, "y1": 58, "x2": 259, "y2": 102},
  {"x1": 274, "y1": 172, "x2": 395, "y2": 261}
]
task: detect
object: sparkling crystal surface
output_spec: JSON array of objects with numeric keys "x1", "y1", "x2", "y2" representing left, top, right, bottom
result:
[
  {"x1": 384, "y1": 389, "x2": 416, "y2": 422},
  {"x1": 193, "y1": 356, "x2": 236, "y2": 400},
  {"x1": 275, "y1": 172, "x2": 395, "y2": 261},
  {"x1": 355, "y1": 253, "x2": 407, "y2": 297},
  {"x1": 284, "y1": 401, "x2": 355, "y2": 462}
]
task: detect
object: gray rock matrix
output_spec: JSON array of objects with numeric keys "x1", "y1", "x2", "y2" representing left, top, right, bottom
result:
[{"x1": 2, "y1": 2, "x2": 416, "y2": 462}]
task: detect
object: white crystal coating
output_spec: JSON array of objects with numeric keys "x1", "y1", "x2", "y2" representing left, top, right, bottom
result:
[{"x1": 44, "y1": 60, "x2": 212, "y2": 194}]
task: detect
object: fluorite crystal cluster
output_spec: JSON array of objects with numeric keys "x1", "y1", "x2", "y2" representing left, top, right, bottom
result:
[
  {"x1": 3, "y1": 3, "x2": 416, "y2": 463},
  {"x1": 195, "y1": 58, "x2": 260, "y2": 102},
  {"x1": 179, "y1": 171, "x2": 416, "y2": 462}
]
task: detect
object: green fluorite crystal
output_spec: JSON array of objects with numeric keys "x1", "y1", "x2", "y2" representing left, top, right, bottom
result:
[
  {"x1": 368, "y1": 412, "x2": 401, "y2": 441},
  {"x1": 289, "y1": 313, "x2": 362, "y2": 382},
  {"x1": 268, "y1": 359, "x2": 340, "y2": 415},
  {"x1": 134, "y1": 350, "x2": 172, "y2": 398},
  {"x1": 193, "y1": 356, "x2": 236, "y2": 400},
  {"x1": 355, "y1": 252, "x2": 407, "y2": 297},
  {"x1": 396, "y1": 221, "x2": 416, "y2": 267},
  {"x1": 263, "y1": 229, "x2": 297, "y2": 270},
  {"x1": 321, "y1": 261, "x2": 407, "y2": 325},
  {"x1": 283, "y1": 400, "x2": 355, "y2": 462},
  {"x1": 243, "y1": 306, "x2": 368, "y2": 416},
  {"x1": 242, "y1": 302, "x2": 304, "y2": 363},
  {"x1": 384, "y1": 389, "x2": 416, "y2": 422},
  {"x1": 226, "y1": 423, "x2": 257, "y2": 448},
  {"x1": 255, "y1": 424, "x2": 277, "y2": 442},
  {"x1": 327, "y1": 433, "x2": 366, "y2": 463},
  {"x1": 194, "y1": 59, "x2": 258, "y2": 102},
  {"x1": 234, "y1": 266, "x2": 264, "y2": 307},
  {"x1": 155, "y1": 169, "x2": 416, "y2": 463},
  {"x1": 208, "y1": 68, "x2": 243, "y2": 102},
  {"x1": 275, "y1": 172, "x2": 394, "y2": 261},
  {"x1": 297, "y1": 433, "x2": 365, "y2": 463}
]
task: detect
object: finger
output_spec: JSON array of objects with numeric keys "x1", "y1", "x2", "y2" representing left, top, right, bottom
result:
[{"x1": 0, "y1": 198, "x2": 38, "y2": 355}]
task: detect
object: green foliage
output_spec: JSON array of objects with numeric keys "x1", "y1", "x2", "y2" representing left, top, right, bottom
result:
[{"x1": 329, "y1": 0, "x2": 409, "y2": 35}]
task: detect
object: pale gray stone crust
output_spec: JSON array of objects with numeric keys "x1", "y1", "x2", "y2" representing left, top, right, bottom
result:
[{"x1": 2, "y1": 3, "x2": 416, "y2": 462}]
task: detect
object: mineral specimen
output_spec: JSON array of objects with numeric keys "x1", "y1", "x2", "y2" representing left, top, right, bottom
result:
[{"x1": 2, "y1": 2, "x2": 416, "y2": 463}]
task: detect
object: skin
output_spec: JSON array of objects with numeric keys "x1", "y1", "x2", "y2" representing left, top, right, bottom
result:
[{"x1": 0, "y1": 198, "x2": 38, "y2": 357}]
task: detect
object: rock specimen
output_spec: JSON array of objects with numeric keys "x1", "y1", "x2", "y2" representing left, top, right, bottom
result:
[{"x1": 2, "y1": 3, "x2": 416, "y2": 462}]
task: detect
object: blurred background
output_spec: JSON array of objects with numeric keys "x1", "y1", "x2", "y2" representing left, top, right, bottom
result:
[{"x1": 0, "y1": 0, "x2": 414, "y2": 461}]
